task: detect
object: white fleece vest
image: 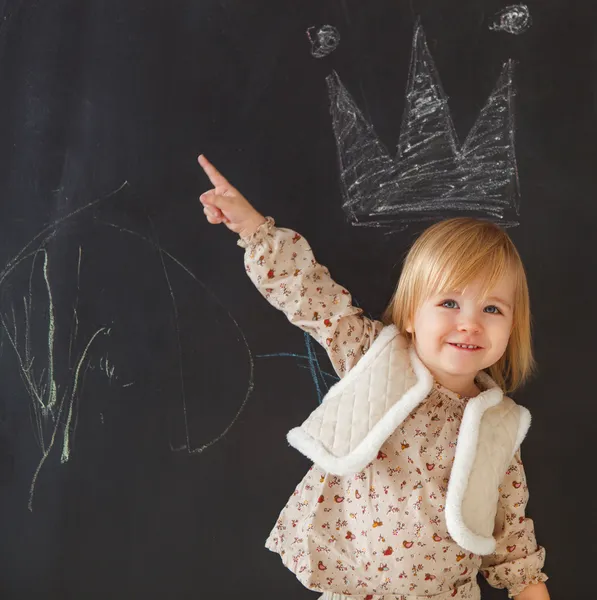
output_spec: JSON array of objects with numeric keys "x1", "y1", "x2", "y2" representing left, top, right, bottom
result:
[{"x1": 286, "y1": 325, "x2": 531, "y2": 556}]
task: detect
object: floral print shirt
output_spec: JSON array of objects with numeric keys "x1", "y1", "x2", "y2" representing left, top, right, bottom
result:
[{"x1": 238, "y1": 218, "x2": 547, "y2": 599}]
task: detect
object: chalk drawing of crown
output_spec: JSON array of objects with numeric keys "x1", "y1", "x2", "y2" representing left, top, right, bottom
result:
[{"x1": 327, "y1": 20, "x2": 519, "y2": 229}]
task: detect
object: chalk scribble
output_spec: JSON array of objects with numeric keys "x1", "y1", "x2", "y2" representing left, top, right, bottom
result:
[
  {"x1": 307, "y1": 25, "x2": 341, "y2": 58},
  {"x1": 0, "y1": 182, "x2": 127, "y2": 510},
  {"x1": 2, "y1": 181, "x2": 254, "y2": 510},
  {"x1": 258, "y1": 332, "x2": 338, "y2": 404},
  {"x1": 97, "y1": 220, "x2": 255, "y2": 457},
  {"x1": 490, "y1": 4, "x2": 532, "y2": 35},
  {"x1": 327, "y1": 20, "x2": 520, "y2": 229}
]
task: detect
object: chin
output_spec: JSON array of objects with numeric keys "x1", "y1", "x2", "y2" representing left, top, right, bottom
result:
[{"x1": 440, "y1": 360, "x2": 479, "y2": 377}]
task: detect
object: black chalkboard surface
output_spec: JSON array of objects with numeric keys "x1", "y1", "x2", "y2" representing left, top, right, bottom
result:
[{"x1": 0, "y1": 1, "x2": 593, "y2": 598}]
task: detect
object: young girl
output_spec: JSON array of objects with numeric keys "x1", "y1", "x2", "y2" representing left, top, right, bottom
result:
[{"x1": 198, "y1": 155, "x2": 549, "y2": 600}]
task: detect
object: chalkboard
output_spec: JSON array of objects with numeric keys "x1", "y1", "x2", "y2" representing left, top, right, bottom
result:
[{"x1": 0, "y1": 1, "x2": 592, "y2": 598}]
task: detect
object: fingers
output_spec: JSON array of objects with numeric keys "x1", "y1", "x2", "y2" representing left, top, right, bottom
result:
[
  {"x1": 199, "y1": 189, "x2": 216, "y2": 204},
  {"x1": 203, "y1": 205, "x2": 223, "y2": 224},
  {"x1": 198, "y1": 156, "x2": 237, "y2": 227},
  {"x1": 198, "y1": 154, "x2": 229, "y2": 188},
  {"x1": 202, "y1": 205, "x2": 229, "y2": 225},
  {"x1": 200, "y1": 189, "x2": 232, "y2": 211}
]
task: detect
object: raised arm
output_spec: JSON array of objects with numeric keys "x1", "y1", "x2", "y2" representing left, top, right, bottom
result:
[{"x1": 198, "y1": 155, "x2": 384, "y2": 377}]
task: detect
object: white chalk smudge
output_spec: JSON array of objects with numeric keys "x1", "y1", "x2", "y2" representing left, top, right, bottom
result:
[
  {"x1": 100, "y1": 354, "x2": 116, "y2": 383},
  {"x1": 42, "y1": 251, "x2": 58, "y2": 412},
  {"x1": 1, "y1": 248, "x2": 110, "y2": 509},
  {"x1": 489, "y1": 5, "x2": 532, "y2": 35},
  {"x1": 68, "y1": 246, "x2": 82, "y2": 367},
  {"x1": 61, "y1": 327, "x2": 108, "y2": 464},
  {"x1": 0, "y1": 176, "x2": 252, "y2": 510},
  {"x1": 327, "y1": 20, "x2": 520, "y2": 229},
  {"x1": 307, "y1": 25, "x2": 340, "y2": 58},
  {"x1": 0, "y1": 181, "x2": 127, "y2": 510}
]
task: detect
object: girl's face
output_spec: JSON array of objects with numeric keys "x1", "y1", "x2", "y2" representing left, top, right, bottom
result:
[{"x1": 406, "y1": 270, "x2": 516, "y2": 394}]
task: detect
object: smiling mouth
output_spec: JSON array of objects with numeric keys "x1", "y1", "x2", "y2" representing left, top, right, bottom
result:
[{"x1": 448, "y1": 343, "x2": 483, "y2": 351}]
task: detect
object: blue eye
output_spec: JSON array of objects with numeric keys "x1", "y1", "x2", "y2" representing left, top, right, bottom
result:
[
  {"x1": 484, "y1": 305, "x2": 502, "y2": 314},
  {"x1": 441, "y1": 300, "x2": 459, "y2": 309}
]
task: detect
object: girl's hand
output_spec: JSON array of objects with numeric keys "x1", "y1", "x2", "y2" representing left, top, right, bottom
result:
[{"x1": 197, "y1": 155, "x2": 266, "y2": 238}]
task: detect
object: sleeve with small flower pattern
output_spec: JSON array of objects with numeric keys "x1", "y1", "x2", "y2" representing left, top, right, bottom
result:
[
  {"x1": 480, "y1": 449, "x2": 548, "y2": 598},
  {"x1": 237, "y1": 217, "x2": 384, "y2": 378}
]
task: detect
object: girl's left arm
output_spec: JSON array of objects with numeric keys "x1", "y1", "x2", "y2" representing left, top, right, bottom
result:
[
  {"x1": 480, "y1": 450, "x2": 549, "y2": 599},
  {"x1": 512, "y1": 582, "x2": 550, "y2": 600}
]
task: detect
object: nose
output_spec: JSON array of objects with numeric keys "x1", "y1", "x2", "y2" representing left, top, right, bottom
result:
[{"x1": 457, "y1": 312, "x2": 481, "y2": 334}]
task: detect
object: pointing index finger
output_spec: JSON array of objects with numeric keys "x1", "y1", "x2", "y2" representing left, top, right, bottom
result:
[{"x1": 198, "y1": 154, "x2": 229, "y2": 188}]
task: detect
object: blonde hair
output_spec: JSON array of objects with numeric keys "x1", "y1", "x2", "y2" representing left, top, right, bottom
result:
[{"x1": 382, "y1": 218, "x2": 535, "y2": 392}]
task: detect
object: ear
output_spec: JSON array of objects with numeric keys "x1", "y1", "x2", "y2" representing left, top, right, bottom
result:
[{"x1": 405, "y1": 320, "x2": 413, "y2": 334}]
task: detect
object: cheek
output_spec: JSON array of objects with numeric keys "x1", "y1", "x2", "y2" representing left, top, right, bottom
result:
[
  {"x1": 414, "y1": 311, "x2": 452, "y2": 341},
  {"x1": 423, "y1": 311, "x2": 452, "y2": 331},
  {"x1": 491, "y1": 320, "x2": 513, "y2": 351}
]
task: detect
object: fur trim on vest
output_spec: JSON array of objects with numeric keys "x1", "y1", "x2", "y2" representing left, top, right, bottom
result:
[{"x1": 286, "y1": 325, "x2": 531, "y2": 555}]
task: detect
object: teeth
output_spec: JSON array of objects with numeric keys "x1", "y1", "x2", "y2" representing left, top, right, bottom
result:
[{"x1": 455, "y1": 343, "x2": 478, "y2": 349}]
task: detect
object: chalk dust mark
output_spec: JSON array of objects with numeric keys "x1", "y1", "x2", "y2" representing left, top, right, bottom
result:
[
  {"x1": 307, "y1": 25, "x2": 340, "y2": 58},
  {"x1": 99, "y1": 354, "x2": 117, "y2": 383},
  {"x1": 68, "y1": 246, "x2": 82, "y2": 367},
  {"x1": 95, "y1": 219, "x2": 255, "y2": 455},
  {"x1": 0, "y1": 246, "x2": 110, "y2": 509},
  {"x1": 489, "y1": 5, "x2": 531, "y2": 35},
  {"x1": 0, "y1": 182, "x2": 126, "y2": 510},
  {"x1": 327, "y1": 20, "x2": 520, "y2": 229},
  {"x1": 42, "y1": 251, "x2": 58, "y2": 412},
  {"x1": 61, "y1": 327, "x2": 107, "y2": 464},
  {"x1": 71, "y1": 360, "x2": 93, "y2": 452}
]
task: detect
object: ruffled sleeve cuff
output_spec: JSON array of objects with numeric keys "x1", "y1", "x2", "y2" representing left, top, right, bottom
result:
[
  {"x1": 482, "y1": 546, "x2": 548, "y2": 598},
  {"x1": 507, "y1": 572, "x2": 549, "y2": 598},
  {"x1": 236, "y1": 216, "x2": 276, "y2": 249}
]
